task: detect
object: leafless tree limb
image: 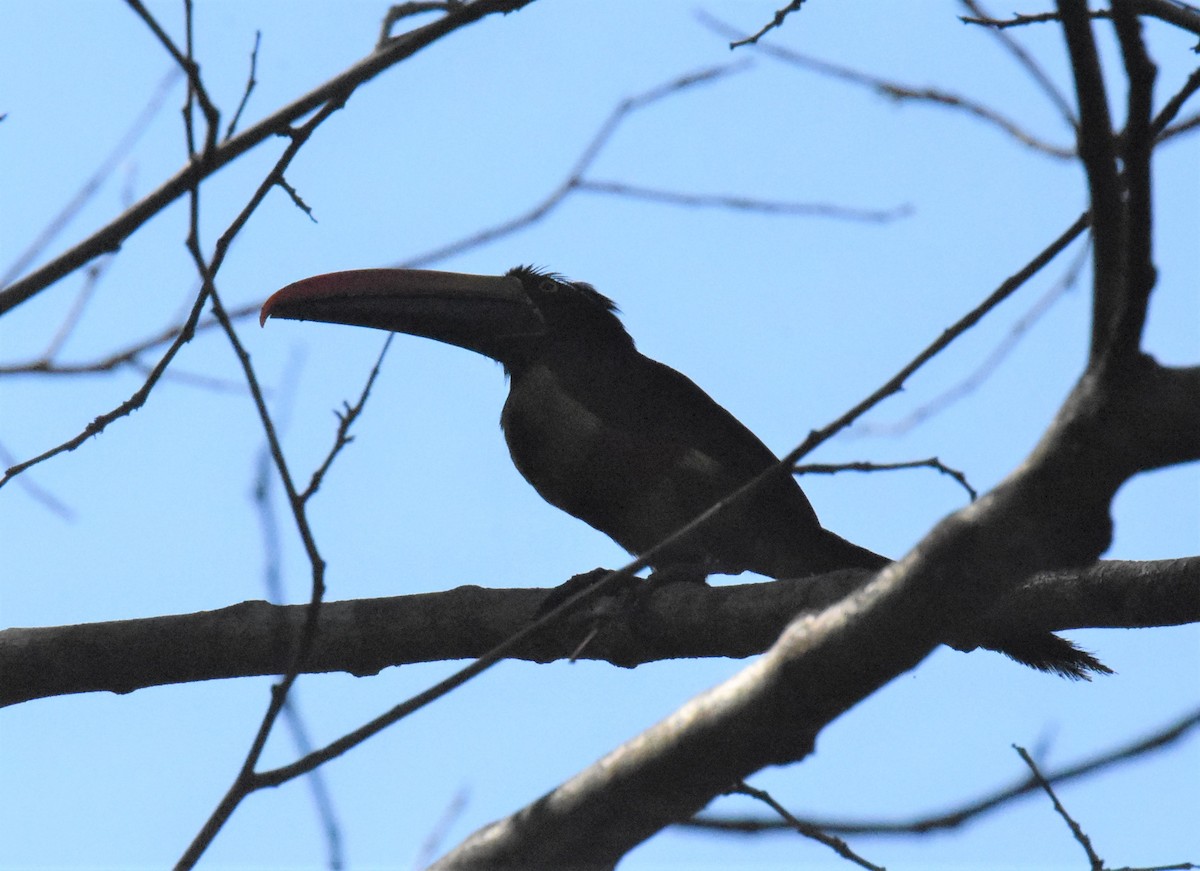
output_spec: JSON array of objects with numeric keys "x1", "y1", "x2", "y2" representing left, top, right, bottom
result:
[
  {"x1": 727, "y1": 0, "x2": 808, "y2": 48},
  {"x1": 1016, "y1": 744, "x2": 1106, "y2": 870},
  {"x1": 4, "y1": 558, "x2": 1194, "y2": 707},
  {"x1": 959, "y1": 0, "x2": 1078, "y2": 128},
  {"x1": 794, "y1": 458, "x2": 979, "y2": 501},
  {"x1": 224, "y1": 30, "x2": 261, "y2": 141},
  {"x1": 426, "y1": 8, "x2": 1199, "y2": 859},
  {"x1": 576, "y1": 179, "x2": 909, "y2": 222},
  {"x1": 729, "y1": 782, "x2": 884, "y2": 870},
  {"x1": 855, "y1": 240, "x2": 1090, "y2": 438},
  {"x1": 963, "y1": 0, "x2": 1200, "y2": 43},
  {"x1": 249, "y1": 408, "x2": 345, "y2": 871},
  {"x1": 0, "y1": 67, "x2": 181, "y2": 288},
  {"x1": 699, "y1": 12, "x2": 1076, "y2": 158},
  {"x1": 687, "y1": 706, "x2": 1200, "y2": 836},
  {"x1": 173, "y1": 88, "x2": 357, "y2": 871},
  {"x1": 0, "y1": 0, "x2": 536, "y2": 317}
]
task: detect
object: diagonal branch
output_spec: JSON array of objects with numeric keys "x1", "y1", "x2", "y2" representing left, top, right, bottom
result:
[
  {"x1": 689, "y1": 705, "x2": 1200, "y2": 836},
  {"x1": 0, "y1": 0, "x2": 535, "y2": 317},
  {"x1": 700, "y1": 12, "x2": 1076, "y2": 158}
]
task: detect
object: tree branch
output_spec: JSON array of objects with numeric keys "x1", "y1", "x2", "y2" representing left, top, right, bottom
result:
[
  {"x1": 0, "y1": 0, "x2": 535, "y2": 317},
  {"x1": 687, "y1": 705, "x2": 1200, "y2": 836},
  {"x1": 4, "y1": 558, "x2": 1194, "y2": 708}
]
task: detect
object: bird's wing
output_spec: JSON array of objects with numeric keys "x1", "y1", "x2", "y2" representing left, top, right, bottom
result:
[{"x1": 557, "y1": 348, "x2": 822, "y2": 526}]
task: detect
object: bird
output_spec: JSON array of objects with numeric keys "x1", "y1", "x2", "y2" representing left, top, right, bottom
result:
[{"x1": 260, "y1": 265, "x2": 1108, "y2": 679}]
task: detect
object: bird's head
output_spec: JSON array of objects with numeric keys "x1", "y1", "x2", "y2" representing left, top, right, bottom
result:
[{"x1": 260, "y1": 265, "x2": 632, "y2": 369}]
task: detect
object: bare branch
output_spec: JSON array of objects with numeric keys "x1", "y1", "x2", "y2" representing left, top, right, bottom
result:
[
  {"x1": 728, "y1": 0, "x2": 808, "y2": 49},
  {"x1": 396, "y1": 62, "x2": 753, "y2": 267},
  {"x1": 126, "y1": 0, "x2": 220, "y2": 157},
  {"x1": 959, "y1": 0, "x2": 1078, "y2": 128},
  {"x1": 576, "y1": 179, "x2": 910, "y2": 222},
  {"x1": 1015, "y1": 745, "x2": 1105, "y2": 870},
  {"x1": 1111, "y1": 3, "x2": 1160, "y2": 356},
  {"x1": 964, "y1": 1, "x2": 1200, "y2": 42},
  {"x1": 175, "y1": 87, "x2": 354, "y2": 871},
  {"x1": 300, "y1": 334, "x2": 394, "y2": 502},
  {"x1": 0, "y1": 439, "x2": 73, "y2": 520},
  {"x1": 699, "y1": 12, "x2": 1076, "y2": 158},
  {"x1": 4, "y1": 558, "x2": 1194, "y2": 707},
  {"x1": 794, "y1": 458, "x2": 979, "y2": 501},
  {"x1": 1057, "y1": 1, "x2": 1127, "y2": 362},
  {"x1": 730, "y1": 782, "x2": 884, "y2": 871},
  {"x1": 689, "y1": 706, "x2": 1200, "y2": 835},
  {"x1": 250, "y1": 385, "x2": 344, "y2": 871},
  {"x1": 0, "y1": 302, "x2": 262, "y2": 376},
  {"x1": 0, "y1": 67, "x2": 181, "y2": 288},
  {"x1": 224, "y1": 30, "x2": 262, "y2": 141},
  {"x1": 854, "y1": 240, "x2": 1090, "y2": 438},
  {"x1": 0, "y1": 0, "x2": 536, "y2": 317}
]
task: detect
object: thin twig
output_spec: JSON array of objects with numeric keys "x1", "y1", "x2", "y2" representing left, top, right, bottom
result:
[
  {"x1": 0, "y1": 303, "x2": 263, "y2": 376},
  {"x1": 176, "y1": 90, "x2": 352, "y2": 870},
  {"x1": 853, "y1": 240, "x2": 1090, "y2": 438},
  {"x1": 251, "y1": 381, "x2": 345, "y2": 871},
  {"x1": 728, "y1": 0, "x2": 808, "y2": 48},
  {"x1": 577, "y1": 179, "x2": 910, "y2": 222},
  {"x1": 126, "y1": 0, "x2": 220, "y2": 158},
  {"x1": 688, "y1": 706, "x2": 1200, "y2": 835},
  {"x1": 728, "y1": 782, "x2": 884, "y2": 871},
  {"x1": 224, "y1": 30, "x2": 261, "y2": 141},
  {"x1": 1015, "y1": 744, "x2": 1105, "y2": 871},
  {"x1": 0, "y1": 0, "x2": 535, "y2": 316},
  {"x1": 699, "y1": 12, "x2": 1075, "y2": 158},
  {"x1": 300, "y1": 333, "x2": 394, "y2": 502},
  {"x1": 0, "y1": 67, "x2": 181, "y2": 288},
  {"x1": 959, "y1": 0, "x2": 1078, "y2": 129},
  {"x1": 964, "y1": 1, "x2": 1200, "y2": 42},
  {"x1": 395, "y1": 62, "x2": 751, "y2": 267},
  {"x1": 794, "y1": 458, "x2": 978, "y2": 501},
  {"x1": 0, "y1": 440, "x2": 73, "y2": 520}
]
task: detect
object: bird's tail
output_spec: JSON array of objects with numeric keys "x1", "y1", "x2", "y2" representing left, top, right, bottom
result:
[
  {"x1": 809, "y1": 533, "x2": 1111, "y2": 680},
  {"x1": 813, "y1": 528, "x2": 892, "y2": 572},
  {"x1": 985, "y1": 632, "x2": 1113, "y2": 680}
]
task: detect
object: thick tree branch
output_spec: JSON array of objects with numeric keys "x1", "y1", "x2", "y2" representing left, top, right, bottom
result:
[
  {"x1": 430, "y1": 346, "x2": 1200, "y2": 866},
  {"x1": 1057, "y1": 0, "x2": 1129, "y2": 362},
  {"x1": 3, "y1": 557, "x2": 1195, "y2": 708}
]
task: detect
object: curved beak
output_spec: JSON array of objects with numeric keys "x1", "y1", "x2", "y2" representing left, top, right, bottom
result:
[{"x1": 260, "y1": 268, "x2": 545, "y2": 358}]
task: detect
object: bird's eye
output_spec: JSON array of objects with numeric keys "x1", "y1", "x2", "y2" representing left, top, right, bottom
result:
[{"x1": 538, "y1": 278, "x2": 558, "y2": 293}]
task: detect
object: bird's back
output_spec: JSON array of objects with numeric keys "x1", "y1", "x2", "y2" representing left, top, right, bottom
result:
[{"x1": 502, "y1": 341, "x2": 885, "y2": 578}]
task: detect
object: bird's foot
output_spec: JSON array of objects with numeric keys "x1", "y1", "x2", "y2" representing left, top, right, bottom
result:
[
  {"x1": 643, "y1": 563, "x2": 711, "y2": 589},
  {"x1": 534, "y1": 567, "x2": 638, "y2": 619},
  {"x1": 534, "y1": 564, "x2": 712, "y2": 663}
]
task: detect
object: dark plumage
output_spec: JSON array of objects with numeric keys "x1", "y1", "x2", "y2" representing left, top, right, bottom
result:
[
  {"x1": 261, "y1": 265, "x2": 1108, "y2": 679},
  {"x1": 491, "y1": 267, "x2": 887, "y2": 579}
]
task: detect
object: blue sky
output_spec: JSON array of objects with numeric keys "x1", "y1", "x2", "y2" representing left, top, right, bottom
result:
[{"x1": 1, "y1": 2, "x2": 1197, "y2": 868}]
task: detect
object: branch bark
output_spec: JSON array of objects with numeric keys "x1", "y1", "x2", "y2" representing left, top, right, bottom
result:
[{"x1": 4, "y1": 556, "x2": 1195, "y2": 708}]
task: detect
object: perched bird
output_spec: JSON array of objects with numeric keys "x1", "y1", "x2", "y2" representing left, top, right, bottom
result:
[{"x1": 261, "y1": 265, "x2": 1107, "y2": 679}]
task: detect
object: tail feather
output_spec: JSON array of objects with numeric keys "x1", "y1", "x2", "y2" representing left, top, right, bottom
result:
[
  {"x1": 783, "y1": 530, "x2": 1111, "y2": 681},
  {"x1": 813, "y1": 529, "x2": 892, "y2": 572},
  {"x1": 985, "y1": 632, "x2": 1112, "y2": 680}
]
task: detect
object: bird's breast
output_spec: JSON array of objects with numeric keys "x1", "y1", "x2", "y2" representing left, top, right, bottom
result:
[
  {"x1": 501, "y1": 364, "x2": 605, "y2": 496},
  {"x1": 499, "y1": 361, "x2": 740, "y2": 561}
]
